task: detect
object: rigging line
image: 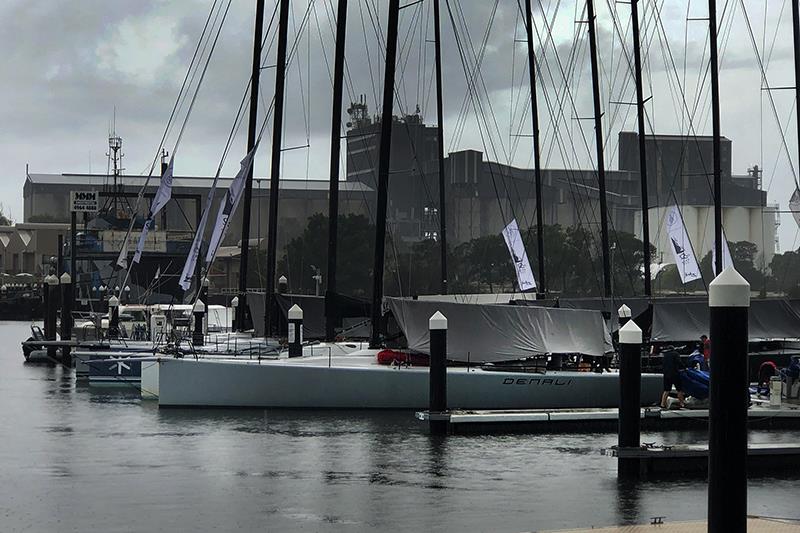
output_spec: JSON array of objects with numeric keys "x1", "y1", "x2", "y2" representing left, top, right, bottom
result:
[
  {"x1": 217, "y1": 0, "x2": 281, "y2": 172},
  {"x1": 449, "y1": 1, "x2": 531, "y2": 232},
  {"x1": 450, "y1": 1, "x2": 534, "y2": 232},
  {"x1": 358, "y1": 1, "x2": 381, "y2": 110},
  {"x1": 288, "y1": 0, "x2": 312, "y2": 150},
  {"x1": 444, "y1": 0, "x2": 513, "y2": 229},
  {"x1": 765, "y1": 99, "x2": 797, "y2": 193},
  {"x1": 738, "y1": 0, "x2": 799, "y2": 189},
  {"x1": 447, "y1": 0, "x2": 500, "y2": 153},
  {"x1": 452, "y1": 0, "x2": 512, "y2": 164},
  {"x1": 145, "y1": 0, "x2": 222, "y2": 179},
  {"x1": 172, "y1": 0, "x2": 234, "y2": 158},
  {"x1": 395, "y1": 0, "x2": 423, "y2": 101},
  {"x1": 646, "y1": 0, "x2": 731, "y2": 239},
  {"x1": 520, "y1": 1, "x2": 604, "y2": 286},
  {"x1": 530, "y1": 2, "x2": 608, "y2": 295},
  {"x1": 119, "y1": 0, "x2": 234, "y2": 291},
  {"x1": 596, "y1": 1, "x2": 671, "y2": 294},
  {"x1": 764, "y1": 0, "x2": 788, "y2": 69},
  {"x1": 352, "y1": 0, "x2": 444, "y2": 235}
]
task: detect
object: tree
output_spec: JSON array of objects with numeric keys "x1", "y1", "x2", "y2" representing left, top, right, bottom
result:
[
  {"x1": 0, "y1": 204, "x2": 12, "y2": 226},
  {"x1": 769, "y1": 249, "x2": 800, "y2": 297},
  {"x1": 276, "y1": 213, "x2": 374, "y2": 297}
]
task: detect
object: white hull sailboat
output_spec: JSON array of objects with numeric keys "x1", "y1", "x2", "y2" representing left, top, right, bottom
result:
[
  {"x1": 149, "y1": 351, "x2": 663, "y2": 409},
  {"x1": 148, "y1": 300, "x2": 664, "y2": 409}
]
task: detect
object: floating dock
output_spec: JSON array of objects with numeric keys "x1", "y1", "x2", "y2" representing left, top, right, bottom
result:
[
  {"x1": 416, "y1": 404, "x2": 800, "y2": 434},
  {"x1": 609, "y1": 443, "x2": 800, "y2": 477},
  {"x1": 541, "y1": 517, "x2": 800, "y2": 532}
]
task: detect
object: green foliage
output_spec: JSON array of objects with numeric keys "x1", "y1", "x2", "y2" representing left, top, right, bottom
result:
[
  {"x1": 769, "y1": 249, "x2": 800, "y2": 296},
  {"x1": 0, "y1": 204, "x2": 13, "y2": 226},
  {"x1": 275, "y1": 213, "x2": 374, "y2": 297}
]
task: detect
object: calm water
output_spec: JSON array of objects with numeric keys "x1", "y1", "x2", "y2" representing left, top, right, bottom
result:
[{"x1": 1, "y1": 321, "x2": 799, "y2": 532}]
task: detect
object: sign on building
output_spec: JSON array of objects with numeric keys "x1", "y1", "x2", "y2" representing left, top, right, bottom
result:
[{"x1": 70, "y1": 191, "x2": 99, "y2": 212}]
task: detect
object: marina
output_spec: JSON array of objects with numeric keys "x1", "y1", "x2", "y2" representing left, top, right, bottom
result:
[
  {"x1": 3, "y1": 320, "x2": 799, "y2": 532},
  {"x1": 4, "y1": 0, "x2": 800, "y2": 530}
]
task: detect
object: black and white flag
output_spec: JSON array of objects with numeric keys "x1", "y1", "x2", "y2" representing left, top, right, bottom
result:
[
  {"x1": 665, "y1": 204, "x2": 701, "y2": 283},
  {"x1": 205, "y1": 148, "x2": 257, "y2": 266},
  {"x1": 501, "y1": 219, "x2": 536, "y2": 291},
  {"x1": 133, "y1": 158, "x2": 174, "y2": 264}
]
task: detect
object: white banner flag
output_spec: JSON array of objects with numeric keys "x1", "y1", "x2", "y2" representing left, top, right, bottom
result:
[
  {"x1": 150, "y1": 157, "x2": 174, "y2": 217},
  {"x1": 501, "y1": 219, "x2": 536, "y2": 291},
  {"x1": 131, "y1": 158, "x2": 174, "y2": 265},
  {"x1": 711, "y1": 229, "x2": 734, "y2": 275},
  {"x1": 179, "y1": 170, "x2": 224, "y2": 291},
  {"x1": 790, "y1": 188, "x2": 800, "y2": 228},
  {"x1": 205, "y1": 148, "x2": 256, "y2": 265},
  {"x1": 132, "y1": 218, "x2": 153, "y2": 264},
  {"x1": 665, "y1": 205, "x2": 701, "y2": 283},
  {"x1": 115, "y1": 234, "x2": 129, "y2": 269}
]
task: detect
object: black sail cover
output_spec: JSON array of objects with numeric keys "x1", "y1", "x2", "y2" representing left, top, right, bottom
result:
[
  {"x1": 387, "y1": 298, "x2": 612, "y2": 362},
  {"x1": 650, "y1": 299, "x2": 800, "y2": 342}
]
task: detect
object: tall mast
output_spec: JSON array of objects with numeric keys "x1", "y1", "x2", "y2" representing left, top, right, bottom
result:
[
  {"x1": 709, "y1": 0, "x2": 723, "y2": 275},
  {"x1": 325, "y1": 0, "x2": 348, "y2": 341},
  {"x1": 524, "y1": 0, "x2": 546, "y2": 296},
  {"x1": 792, "y1": 1, "x2": 800, "y2": 211},
  {"x1": 586, "y1": 0, "x2": 612, "y2": 297},
  {"x1": 369, "y1": 0, "x2": 401, "y2": 348},
  {"x1": 631, "y1": 0, "x2": 652, "y2": 296},
  {"x1": 235, "y1": 0, "x2": 265, "y2": 331},
  {"x1": 433, "y1": 0, "x2": 448, "y2": 294},
  {"x1": 264, "y1": 0, "x2": 291, "y2": 337}
]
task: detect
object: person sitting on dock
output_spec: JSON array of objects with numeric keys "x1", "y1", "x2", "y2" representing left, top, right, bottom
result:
[
  {"x1": 701, "y1": 334, "x2": 711, "y2": 366},
  {"x1": 661, "y1": 347, "x2": 685, "y2": 409}
]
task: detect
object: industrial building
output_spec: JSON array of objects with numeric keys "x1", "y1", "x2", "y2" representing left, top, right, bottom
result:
[{"x1": 17, "y1": 109, "x2": 776, "y2": 288}]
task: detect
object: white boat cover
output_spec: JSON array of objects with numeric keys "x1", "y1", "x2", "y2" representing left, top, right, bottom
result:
[{"x1": 387, "y1": 298, "x2": 612, "y2": 362}]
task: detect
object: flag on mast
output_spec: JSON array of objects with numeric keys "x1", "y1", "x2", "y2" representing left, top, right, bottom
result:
[
  {"x1": 501, "y1": 219, "x2": 536, "y2": 291},
  {"x1": 205, "y1": 147, "x2": 257, "y2": 265},
  {"x1": 133, "y1": 158, "x2": 174, "y2": 264},
  {"x1": 790, "y1": 188, "x2": 800, "y2": 228},
  {"x1": 665, "y1": 204, "x2": 701, "y2": 283},
  {"x1": 179, "y1": 168, "x2": 224, "y2": 291},
  {"x1": 116, "y1": 236, "x2": 129, "y2": 270}
]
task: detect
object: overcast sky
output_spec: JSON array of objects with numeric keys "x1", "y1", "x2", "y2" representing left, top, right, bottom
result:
[{"x1": 2, "y1": 0, "x2": 798, "y2": 251}]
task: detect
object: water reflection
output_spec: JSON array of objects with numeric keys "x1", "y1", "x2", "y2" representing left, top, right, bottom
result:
[{"x1": 2, "y1": 320, "x2": 800, "y2": 532}]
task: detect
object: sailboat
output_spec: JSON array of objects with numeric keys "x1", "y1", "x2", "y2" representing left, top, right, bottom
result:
[{"x1": 148, "y1": 0, "x2": 665, "y2": 410}]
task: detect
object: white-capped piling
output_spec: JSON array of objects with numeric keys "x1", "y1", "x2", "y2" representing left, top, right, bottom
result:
[
  {"x1": 192, "y1": 299, "x2": 205, "y2": 347},
  {"x1": 44, "y1": 274, "x2": 60, "y2": 359},
  {"x1": 617, "y1": 303, "x2": 632, "y2": 328},
  {"x1": 617, "y1": 317, "x2": 642, "y2": 478},
  {"x1": 108, "y1": 295, "x2": 120, "y2": 339},
  {"x1": 708, "y1": 266, "x2": 749, "y2": 533},
  {"x1": 288, "y1": 304, "x2": 303, "y2": 357},
  {"x1": 429, "y1": 311, "x2": 448, "y2": 435},
  {"x1": 59, "y1": 272, "x2": 73, "y2": 366}
]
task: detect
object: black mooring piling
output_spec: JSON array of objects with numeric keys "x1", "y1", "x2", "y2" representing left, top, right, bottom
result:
[
  {"x1": 429, "y1": 311, "x2": 448, "y2": 436},
  {"x1": 708, "y1": 267, "x2": 750, "y2": 533},
  {"x1": 617, "y1": 315, "x2": 642, "y2": 478},
  {"x1": 192, "y1": 299, "x2": 205, "y2": 347},
  {"x1": 288, "y1": 304, "x2": 303, "y2": 358}
]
